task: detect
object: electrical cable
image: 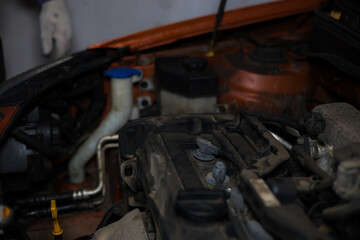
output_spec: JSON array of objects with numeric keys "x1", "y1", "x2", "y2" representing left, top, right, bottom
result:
[{"x1": 244, "y1": 110, "x2": 301, "y2": 131}]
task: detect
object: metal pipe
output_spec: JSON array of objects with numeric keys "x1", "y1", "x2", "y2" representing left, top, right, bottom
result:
[
  {"x1": 269, "y1": 131, "x2": 293, "y2": 151},
  {"x1": 73, "y1": 135, "x2": 119, "y2": 203},
  {"x1": 92, "y1": 142, "x2": 119, "y2": 206},
  {"x1": 245, "y1": 111, "x2": 301, "y2": 131},
  {"x1": 322, "y1": 201, "x2": 360, "y2": 220},
  {"x1": 14, "y1": 135, "x2": 120, "y2": 208}
]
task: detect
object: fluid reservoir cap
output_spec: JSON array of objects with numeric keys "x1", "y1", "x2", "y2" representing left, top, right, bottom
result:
[
  {"x1": 183, "y1": 57, "x2": 208, "y2": 73},
  {"x1": 105, "y1": 67, "x2": 142, "y2": 79}
]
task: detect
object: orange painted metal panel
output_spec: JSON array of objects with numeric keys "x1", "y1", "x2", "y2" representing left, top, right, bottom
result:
[{"x1": 90, "y1": 0, "x2": 324, "y2": 51}]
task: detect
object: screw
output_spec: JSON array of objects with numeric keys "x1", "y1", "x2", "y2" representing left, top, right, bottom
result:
[{"x1": 206, "y1": 161, "x2": 230, "y2": 187}]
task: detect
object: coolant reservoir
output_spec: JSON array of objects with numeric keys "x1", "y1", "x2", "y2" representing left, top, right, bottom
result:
[{"x1": 155, "y1": 57, "x2": 217, "y2": 115}]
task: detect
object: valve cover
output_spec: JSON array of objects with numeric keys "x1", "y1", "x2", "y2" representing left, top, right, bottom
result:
[{"x1": 118, "y1": 113, "x2": 289, "y2": 239}]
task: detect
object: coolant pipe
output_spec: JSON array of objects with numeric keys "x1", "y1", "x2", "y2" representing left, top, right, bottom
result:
[{"x1": 69, "y1": 68, "x2": 142, "y2": 183}]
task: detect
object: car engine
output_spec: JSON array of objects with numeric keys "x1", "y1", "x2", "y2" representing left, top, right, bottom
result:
[{"x1": 0, "y1": 0, "x2": 359, "y2": 239}]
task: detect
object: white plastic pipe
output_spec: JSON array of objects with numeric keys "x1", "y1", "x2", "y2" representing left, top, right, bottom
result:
[{"x1": 69, "y1": 70, "x2": 142, "y2": 183}]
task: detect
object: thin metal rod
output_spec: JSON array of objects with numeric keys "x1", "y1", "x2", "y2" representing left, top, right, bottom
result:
[{"x1": 269, "y1": 131, "x2": 293, "y2": 151}]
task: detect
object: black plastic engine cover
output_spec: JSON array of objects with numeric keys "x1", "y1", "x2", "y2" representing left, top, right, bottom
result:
[{"x1": 119, "y1": 113, "x2": 289, "y2": 239}]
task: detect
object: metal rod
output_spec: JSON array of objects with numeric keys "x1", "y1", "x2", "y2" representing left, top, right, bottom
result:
[{"x1": 269, "y1": 131, "x2": 293, "y2": 151}]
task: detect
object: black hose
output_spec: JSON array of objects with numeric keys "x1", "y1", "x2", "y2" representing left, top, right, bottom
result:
[
  {"x1": 74, "y1": 234, "x2": 94, "y2": 240},
  {"x1": 16, "y1": 223, "x2": 31, "y2": 240},
  {"x1": 302, "y1": 135, "x2": 311, "y2": 155},
  {"x1": 229, "y1": 211, "x2": 254, "y2": 240},
  {"x1": 96, "y1": 205, "x2": 116, "y2": 231},
  {"x1": 21, "y1": 203, "x2": 79, "y2": 218},
  {"x1": 244, "y1": 111, "x2": 301, "y2": 131},
  {"x1": 208, "y1": 0, "x2": 227, "y2": 53},
  {"x1": 322, "y1": 201, "x2": 360, "y2": 221},
  {"x1": 11, "y1": 129, "x2": 64, "y2": 159},
  {"x1": 307, "y1": 201, "x2": 329, "y2": 218},
  {"x1": 96, "y1": 199, "x2": 129, "y2": 231},
  {"x1": 218, "y1": 149, "x2": 243, "y2": 173},
  {"x1": 16, "y1": 191, "x2": 74, "y2": 207}
]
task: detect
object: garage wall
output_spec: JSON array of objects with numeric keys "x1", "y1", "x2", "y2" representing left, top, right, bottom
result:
[{"x1": 0, "y1": 0, "x2": 273, "y2": 79}]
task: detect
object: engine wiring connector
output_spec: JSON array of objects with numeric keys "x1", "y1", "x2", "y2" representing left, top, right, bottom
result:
[{"x1": 51, "y1": 200, "x2": 63, "y2": 240}]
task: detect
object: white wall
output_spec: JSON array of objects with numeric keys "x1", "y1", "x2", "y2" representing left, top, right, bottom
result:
[{"x1": 0, "y1": 0, "x2": 273, "y2": 79}]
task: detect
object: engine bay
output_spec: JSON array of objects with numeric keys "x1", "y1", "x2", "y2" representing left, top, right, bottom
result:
[{"x1": 0, "y1": 1, "x2": 359, "y2": 239}]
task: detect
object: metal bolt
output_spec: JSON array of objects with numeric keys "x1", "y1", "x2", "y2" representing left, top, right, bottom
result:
[
  {"x1": 311, "y1": 144, "x2": 328, "y2": 159},
  {"x1": 213, "y1": 161, "x2": 226, "y2": 184},
  {"x1": 192, "y1": 138, "x2": 219, "y2": 161},
  {"x1": 206, "y1": 161, "x2": 230, "y2": 187}
]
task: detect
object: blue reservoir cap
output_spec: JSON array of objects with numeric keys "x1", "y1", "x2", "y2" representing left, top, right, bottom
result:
[{"x1": 105, "y1": 67, "x2": 142, "y2": 79}]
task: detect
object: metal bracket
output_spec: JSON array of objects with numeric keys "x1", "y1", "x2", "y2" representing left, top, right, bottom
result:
[{"x1": 120, "y1": 158, "x2": 138, "y2": 192}]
